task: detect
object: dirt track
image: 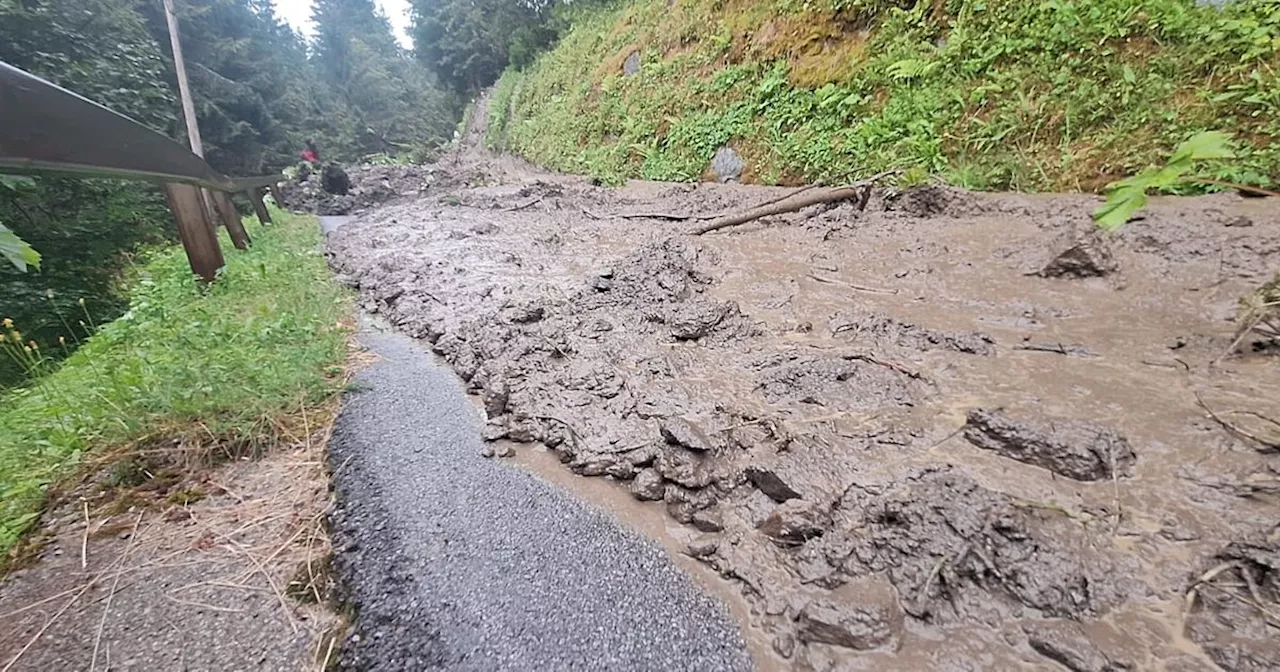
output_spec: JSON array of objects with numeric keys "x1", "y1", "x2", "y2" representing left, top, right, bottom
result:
[{"x1": 326, "y1": 101, "x2": 1280, "y2": 671}]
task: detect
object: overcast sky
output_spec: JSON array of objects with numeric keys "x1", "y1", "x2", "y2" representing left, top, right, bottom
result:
[{"x1": 272, "y1": 0, "x2": 414, "y2": 48}]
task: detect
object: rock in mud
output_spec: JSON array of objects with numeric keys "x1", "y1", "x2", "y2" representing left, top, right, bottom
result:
[
  {"x1": 758, "y1": 499, "x2": 830, "y2": 545},
  {"x1": 1039, "y1": 231, "x2": 1118, "y2": 278},
  {"x1": 664, "y1": 484, "x2": 719, "y2": 524},
  {"x1": 744, "y1": 465, "x2": 802, "y2": 502},
  {"x1": 654, "y1": 449, "x2": 717, "y2": 489},
  {"x1": 884, "y1": 184, "x2": 975, "y2": 217},
  {"x1": 322, "y1": 163, "x2": 351, "y2": 195},
  {"x1": 686, "y1": 537, "x2": 719, "y2": 558},
  {"x1": 709, "y1": 146, "x2": 744, "y2": 183},
  {"x1": 838, "y1": 468, "x2": 1124, "y2": 622},
  {"x1": 796, "y1": 578, "x2": 903, "y2": 650},
  {"x1": 964, "y1": 408, "x2": 1136, "y2": 481},
  {"x1": 631, "y1": 468, "x2": 666, "y2": 501},
  {"x1": 1024, "y1": 621, "x2": 1132, "y2": 672},
  {"x1": 659, "y1": 417, "x2": 715, "y2": 452},
  {"x1": 668, "y1": 300, "x2": 737, "y2": 340},
  {"x1": 690, "y1": 508, "x2": 724, "y2": 533}
]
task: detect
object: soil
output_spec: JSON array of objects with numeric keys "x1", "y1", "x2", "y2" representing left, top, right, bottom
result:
[
  {"x1": 0, "y1": 436, "x2": 340, "y2": 671},
  {"x1": 325, "y1": 98, "x2": 1280, "y2": 670}
]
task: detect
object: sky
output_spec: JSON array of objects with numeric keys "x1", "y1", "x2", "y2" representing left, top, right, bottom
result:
[{"x1": 272, "y1": 0, "x2": 414, "y2": 49}]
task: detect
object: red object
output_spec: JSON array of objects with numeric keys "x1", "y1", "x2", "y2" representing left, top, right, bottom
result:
[{"x1": 300, "y1": 148, "x2": 318, "y2": 163}]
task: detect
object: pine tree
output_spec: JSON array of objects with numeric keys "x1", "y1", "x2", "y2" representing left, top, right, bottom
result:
[{"x1": 313, "y1": 0, "x2": 458, "y2": 156}]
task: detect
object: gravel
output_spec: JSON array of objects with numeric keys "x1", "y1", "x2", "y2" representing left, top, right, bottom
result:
[{"x1": 327, "y1": 319, "x2": 753, "y2": 671}]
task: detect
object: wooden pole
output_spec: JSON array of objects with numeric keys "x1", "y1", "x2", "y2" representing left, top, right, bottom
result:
[
  {"x1": 162, "y1": 0, "x2": 202, "y2": 158},
  {"x1": 164, "y1": 183, "x2": 223, "y2": 282},
  {"x1": 247, "y1": 187, "x2": 272, "y2": 224},
  {"x1": 211, "y1": 190, "x2": 251, "y2": 249}
]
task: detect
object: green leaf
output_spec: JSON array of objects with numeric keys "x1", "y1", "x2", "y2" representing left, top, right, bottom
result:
[
  {"x1": 1092, "y1": 180, "x2": 1149, "y2": 233},
  {"x1": 0, "y1": 223, "x2": 41, "y2": 272},
  {"x1": 0, "y1": 175, "x2": 36, "y2": 191},
  {"x1": 1170, "y1": 131, "x2": 1235, "y2": 163}
]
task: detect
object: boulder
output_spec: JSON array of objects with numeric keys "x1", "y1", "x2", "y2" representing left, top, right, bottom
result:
[
  {"x1": 1039, "y1": 231, "x2": 1117, "y2": 278},
  {"x1": 758, "y1": 499, "x2": 830, "y2": 545},
  {"x1": 1024, "y1": 621, "x2": 1133, "y2": 672},
  {"x1": 631, "y1": 468, "x2": 666, "y2": 501},
  {"x1": 964, "y1": 408, "x2": 1136, "y2": 481},
  {"x1": 797, "y1": 579, "x2": 903, "y2": 650},
  {"x1": 659, "y1": 416, "x2": 715, "y2": 452}
]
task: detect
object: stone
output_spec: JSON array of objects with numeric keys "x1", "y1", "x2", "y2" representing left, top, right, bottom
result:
[
  {"x1": 1224, "y1": 215, "x2": 1253, "y2": 227},
  {"x1": 570, "y1": 452, "x2": 617, "y2": 477},
  {"x1": 665, "y1": 485, "x2": 719, "y2": 524},
  {"x1": 709, "y1": 146, "x2": 744, "y2": 183},
  {"x1": 797, "y1": 579, "x2": 903, "y2": 650},
  {"x1": 686, "y1": 537, "x2": 719, "y2": 558},
  {"x1": 605, "y1": 461, "x2": 639, "y2": 480},
  {"x1": 744, "y1": 465, "x2": 802, "y2": 502},
  {"x1": 622, "y1": 50, "x2": 641, "y2": 76},
  {"x1": 1039, "y1": 231, "x2": 1117, "y2": 278},
  {"x1": 482, "y1": 380, "x2": 508, "y2": 417},
  {"x1": 631, "y1": 468, "x2": 666, "y2": 501},
  {"x1": 1024, "y1": 621, "x2": 1133, "y2": 672},
  {"x1": 668, "y1": 300, "x2": 735, "y2": 340},
  {"x1": 964, "y1": 408, "x2": 1136, "y2": 481},
  {"x1": 757, "y1": 499, "x2": 830, "y2": 545},
  {"x1": 479, "y1": 445, "x2": 495, "y2": 458},
  {"x1": 659, "y1": 416, "x2": 715, "y2": 452},
  {"x1": 654, "y1": 449, "x2": 716, "y2": 489},
  {"x1": 772, "y1": 633, "x2": 796, "y2": 659},
  {"x1": 495, "y1": 444, "x2": 515, "y2": 458},
  {"x1": 691, "y1": 508, "x2": 724, "y2": 532}
]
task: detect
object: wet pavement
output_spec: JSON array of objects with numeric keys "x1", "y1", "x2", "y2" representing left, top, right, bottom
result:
[{"x1": 326, "y1": 318, "x2": 753, "y2": 671}]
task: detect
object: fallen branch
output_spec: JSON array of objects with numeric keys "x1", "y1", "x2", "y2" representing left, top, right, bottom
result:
[
  {"x1": 693, "y1": 170, "x2": 899, "y2": 235},
  {"x1": 805, "y1": 273, "x2": 899, "y2": 295},
  {"x1": 613, "y1": 210, "x2": 720, "y2": 221},
  {"x1": 1195, "y1": 391, "x2": 1280, "y2": 450},
  {"x1": 503, "y1": 196, "x2": 543, "y2": 212},
  {"x1": 1188, "y1": 178, "x2": 1280, "y2": 199}
]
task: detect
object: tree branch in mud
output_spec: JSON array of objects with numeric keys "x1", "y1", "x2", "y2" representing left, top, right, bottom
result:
[{"x1": 692, "y1": 170, "x2": 900, "y2": 235}]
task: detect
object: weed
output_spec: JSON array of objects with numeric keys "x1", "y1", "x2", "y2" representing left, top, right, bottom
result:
[
  {"x1": 501, "y1": 0, "x2": 1280, "y2": 191},
  {"x1": 0, "y1": 209, "x2": 352, "y2": 556}
]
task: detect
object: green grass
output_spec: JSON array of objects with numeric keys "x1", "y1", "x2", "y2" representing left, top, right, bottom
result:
[
  {"x1": 500, "y1": 0, "x2": 1280, "y2": 191},
  {"x1": 0, "y1": 209, "x2": 351, "y2": 556}
]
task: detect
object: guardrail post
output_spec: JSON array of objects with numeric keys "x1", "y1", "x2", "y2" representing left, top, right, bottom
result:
[
  {"x1": 163, "y1": 183, "x2": 224, "y2": 282},
  {"x1": 247, "y1": 187, "x2": 272, "y2": 224},
  {"x1": 211, "y1": 190, "x2": 252, "y2": 250}
]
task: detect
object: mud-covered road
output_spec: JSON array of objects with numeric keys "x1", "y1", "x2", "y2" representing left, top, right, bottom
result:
[{"x1": 323, "y1": 101, "x2": 1280, "y2": 670}]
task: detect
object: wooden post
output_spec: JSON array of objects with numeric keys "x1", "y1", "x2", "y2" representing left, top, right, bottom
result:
[
  {"x1": 211, "y1": 190, "x2": 251, "y2": 249},
  {"x1": 247, "y1": 187, "x2": 272, "y2": 224},
  {"x1": 162, "y1": 0, "x2": 203, "y2": 158},
  {"x1": 164, "y1": 183, "x2": 223, "y2": 282}
]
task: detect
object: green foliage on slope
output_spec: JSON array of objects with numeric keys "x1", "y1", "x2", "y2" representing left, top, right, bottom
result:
[{"x1": 496, "y1": 0, "x2": 1280, "y2": 190}]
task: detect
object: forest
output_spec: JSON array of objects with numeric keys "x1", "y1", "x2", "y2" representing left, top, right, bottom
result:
[{"x1": 0, "y1": 0, "x2": 566, "y2": 386}]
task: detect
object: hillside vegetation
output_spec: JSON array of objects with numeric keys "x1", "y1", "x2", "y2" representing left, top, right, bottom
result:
[{"x1": 489, "y1": 0, "x2": 1280, "y2": 190}]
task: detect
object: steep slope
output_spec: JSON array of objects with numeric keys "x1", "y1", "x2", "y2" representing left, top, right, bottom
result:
[{"x1": 490, "y1": 0, "x2": 1280, "y2": 191}]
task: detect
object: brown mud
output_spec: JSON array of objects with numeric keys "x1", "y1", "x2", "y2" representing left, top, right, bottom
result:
[{"x1": 325, "y1": 101, "x2": 1280, "y2": 670}]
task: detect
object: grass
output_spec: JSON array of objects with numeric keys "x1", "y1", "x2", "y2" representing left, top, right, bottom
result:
[
  {"x1": 0, "y1": 208, "x2": 351, "y2": 557},
  {"x1": 499, "y1": 0, "x2": 1280, "y2": 191}
]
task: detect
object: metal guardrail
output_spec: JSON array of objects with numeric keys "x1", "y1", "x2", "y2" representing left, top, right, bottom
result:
[{"x1": 0, "y1": 61, "x2": 281, "y2": 280}]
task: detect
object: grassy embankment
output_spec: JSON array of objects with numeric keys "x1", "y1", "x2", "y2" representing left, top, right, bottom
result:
[
  {"x1": 488, "y1": 0, "x2": 1280, "y2": 191},
  {"x1": 0, "y1": 210, "x2": 351, "y2": 558}
]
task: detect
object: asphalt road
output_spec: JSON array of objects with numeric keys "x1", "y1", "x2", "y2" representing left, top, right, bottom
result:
[{"x1": 326, "y1": 317, "x2": 753, "y2": 671}]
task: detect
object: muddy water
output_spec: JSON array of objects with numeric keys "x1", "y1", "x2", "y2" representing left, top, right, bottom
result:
[{"x1": 327, "y1": 154, "x2": 1280, "y2": 671}]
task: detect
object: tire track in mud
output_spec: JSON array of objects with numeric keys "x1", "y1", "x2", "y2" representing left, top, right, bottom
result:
[{"x1": 323, "y1": 139, "x2": 1280, "y2": 670}]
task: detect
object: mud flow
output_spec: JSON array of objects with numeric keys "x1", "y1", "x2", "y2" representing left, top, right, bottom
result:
[{"x1": 324, "y1": 105, "x2": 1280, "y2": 670}]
